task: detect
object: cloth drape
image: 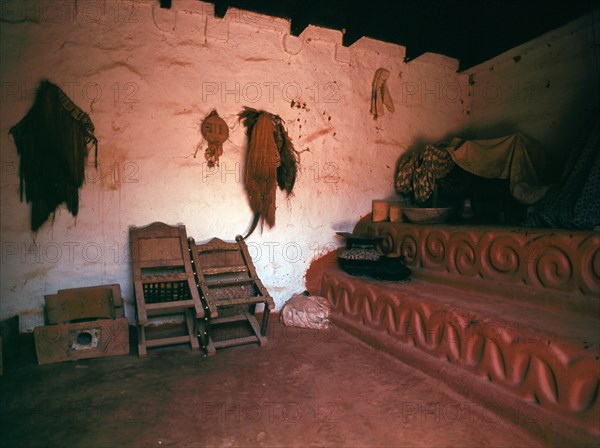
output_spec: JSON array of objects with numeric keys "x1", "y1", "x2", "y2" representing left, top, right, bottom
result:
[
  {"x1": 447, "y1": 133, "x2": 549, "y2": 204},
  {"x1": 370, "y1": 68, "x2": 395, "y2": 119}
]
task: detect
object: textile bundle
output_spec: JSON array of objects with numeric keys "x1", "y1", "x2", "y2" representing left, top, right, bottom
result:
[
  {"x1": 395, "y1": 144, "x2": 454, "y2": 203},
  {"x1": 239, "y1": 107, "x2": 298, "y2": 230},
  {"x1": 9, "y1": 79, "x2": 98, "y2": 232}
]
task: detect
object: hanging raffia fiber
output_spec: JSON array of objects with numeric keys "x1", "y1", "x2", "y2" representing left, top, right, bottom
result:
[
  {"x1": 244, "y1": 112, "x2": 280, "y2": 229},
  {"x1": 239, "y1": 107, "x2": 298, "y2": 196},
  {"x1": 9, "y1": 79, "x2": 98, "y2": 232},
  {"x1": 239, "y1": 107, "x2": 298, "y2": 232}
]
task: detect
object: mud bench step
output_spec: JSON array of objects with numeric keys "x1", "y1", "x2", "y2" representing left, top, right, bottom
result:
[{"x1": 321, "y1": 268, "x2": 599, "y2": 447}]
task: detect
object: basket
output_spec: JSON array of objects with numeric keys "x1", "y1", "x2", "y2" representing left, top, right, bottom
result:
[{"x1": 402, "y1": 207, "x2": 452, "y2": 224}]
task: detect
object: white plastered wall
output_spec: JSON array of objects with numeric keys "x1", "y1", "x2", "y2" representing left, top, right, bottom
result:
[
  {"x1": 465, "y1": 10, "x2": 600, "y2": 177},
  {"x1": 1, "y1": 0, "x2": 483, "y2": 331}
]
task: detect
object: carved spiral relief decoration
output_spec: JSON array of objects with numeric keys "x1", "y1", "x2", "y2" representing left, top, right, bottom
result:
[
  {"x1": 579, "y1": 235, "x2": 600, "y2": 294},
  {"x1": 421, "y1": 229, "x2": 449, "y2": 270},
  {"x1": 367, "y1": 223, "x2": 396, "y2": 255},
  {"x1": 447, "y1": 232, "x2": 479, "y2": 277},
  {"x1": 480, "y1": 234, "x2": 522, "y2": 280},
  {"x1": 399, "y1": 234, "x2": 418, "y2": 265},
  {"x1": 592, "y1": 246, "x2": 600, "y2": 282},
  {"x1": 380, "y1": 232, "x2": 396, "y2": 255},
  {"x1": 358, "y1": 222, "x2": 599, "y2": 297},
  {"x1": 528, "y1": 243, "x2": 574, "y2": 290}
]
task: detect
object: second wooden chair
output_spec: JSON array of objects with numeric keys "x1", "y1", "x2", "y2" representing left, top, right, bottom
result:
[{"x1": 188, "y1": 235, "x2": 275, "y2": 355}]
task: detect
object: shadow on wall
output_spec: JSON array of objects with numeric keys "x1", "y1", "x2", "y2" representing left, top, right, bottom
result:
[{"x1": 547, "y1": 102, "x2": 600, "y2": 173}]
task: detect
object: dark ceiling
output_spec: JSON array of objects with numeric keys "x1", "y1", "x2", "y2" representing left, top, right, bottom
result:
[{"x1": 191, "y1": 0, "x2": 599, "y2": 71}]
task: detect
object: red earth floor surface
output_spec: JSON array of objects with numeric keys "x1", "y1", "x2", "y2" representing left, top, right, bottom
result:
[{"x1": 0, "y1": 320, "x2": 545, "y2": 448}]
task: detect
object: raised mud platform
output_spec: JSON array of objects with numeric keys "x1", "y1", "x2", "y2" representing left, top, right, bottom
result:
[{"x1": 317, "y1": 219, "x2": 599, "y2": 446}]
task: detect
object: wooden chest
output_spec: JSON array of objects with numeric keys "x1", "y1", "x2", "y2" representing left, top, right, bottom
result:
[
  {"x1": 34, "y1": 317, "x2": 129, "y2": 365},
  {"x1": 33, "y1": 284, "x2": 129, "y2": 364}
]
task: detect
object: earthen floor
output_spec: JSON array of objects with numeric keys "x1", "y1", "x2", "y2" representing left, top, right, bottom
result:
[{"x1": 1, "y1": 320, "x2": 543, "y2": 448}]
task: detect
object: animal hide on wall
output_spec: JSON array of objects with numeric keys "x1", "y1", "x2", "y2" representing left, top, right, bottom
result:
[{"x1": 9, "y1": 79, "x2": 98, "y2": 232}]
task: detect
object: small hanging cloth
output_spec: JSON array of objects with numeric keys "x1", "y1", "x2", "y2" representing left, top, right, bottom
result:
[
  {"x1": 370, "y1": 68, "x2": 395, "y2": 119},
  {"x1": 201, "y1": 110, "x2": 229, "y2": 168},
  {"x1": 8, "y1": 79, "x2": 98, "y2": 232}
]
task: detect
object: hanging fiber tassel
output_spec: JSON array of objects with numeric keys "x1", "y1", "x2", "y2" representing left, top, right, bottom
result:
[
  {"x1": 244, "y1": 112, "x2": 281, "y2": 229},
  {"x1": 9, "y1": 79, "x2": 98, "y2": 232}
]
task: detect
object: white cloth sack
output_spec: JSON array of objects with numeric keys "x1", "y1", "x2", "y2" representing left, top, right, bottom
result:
[{"x1": 281, "y1": 294, "x2": 331, "y2": 330}]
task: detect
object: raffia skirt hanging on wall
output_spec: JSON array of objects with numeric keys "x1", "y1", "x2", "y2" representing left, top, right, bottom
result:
[
  {"x1": 243, "y1": 113, "x2": 281, "y2": 229},
  {"x1": 239, "y1": 107, "x2": 298, "y2": 231}
]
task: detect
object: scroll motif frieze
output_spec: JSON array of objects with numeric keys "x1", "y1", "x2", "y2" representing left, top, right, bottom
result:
[{"x1": 359, "y1": 222, "x2": 600, "y2": 297}]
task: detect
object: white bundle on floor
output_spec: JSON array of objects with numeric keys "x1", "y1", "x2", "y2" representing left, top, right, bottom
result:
[{"x1": 281, "y1": 293, "x2": 331, "y2": 330}]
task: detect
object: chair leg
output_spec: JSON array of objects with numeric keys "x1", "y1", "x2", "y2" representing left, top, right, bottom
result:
[
  {"x1": 260, "y1": 308, "x2": 270, "y2": 336},
  {"x1": 137, "y1": 325, "x2": 147, "y2": 358},
  {"x1": 245, "y1": 312, "x2": 268, "y2": 347},
  {"x1": 197, "y1": 316, "x2": 216, "y2": 356},
  {"x1": 185, "y1": 309, "x2": 200, "y2": 352},
  {"x1": 206, "y1": 338, "x2": 216, "y2": 356}
]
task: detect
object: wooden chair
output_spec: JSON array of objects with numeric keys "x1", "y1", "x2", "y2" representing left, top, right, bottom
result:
[
  {"x1": 130, "y1": 222, "x2": 205, "y2": 357},
  {"x1": 188, "y1": 235, "x2": 275, "y2": 355}
]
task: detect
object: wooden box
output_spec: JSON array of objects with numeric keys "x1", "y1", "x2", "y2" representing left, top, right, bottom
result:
[
  {"x1": 34, "y1": 284, "x2": 129, "y2": 365},
  {"x1": 34, "y1": 317, "x2": 129, "y2": 365},
  {"x1": 44, "y1": 284, "x2": 124, "y2": 324}
]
